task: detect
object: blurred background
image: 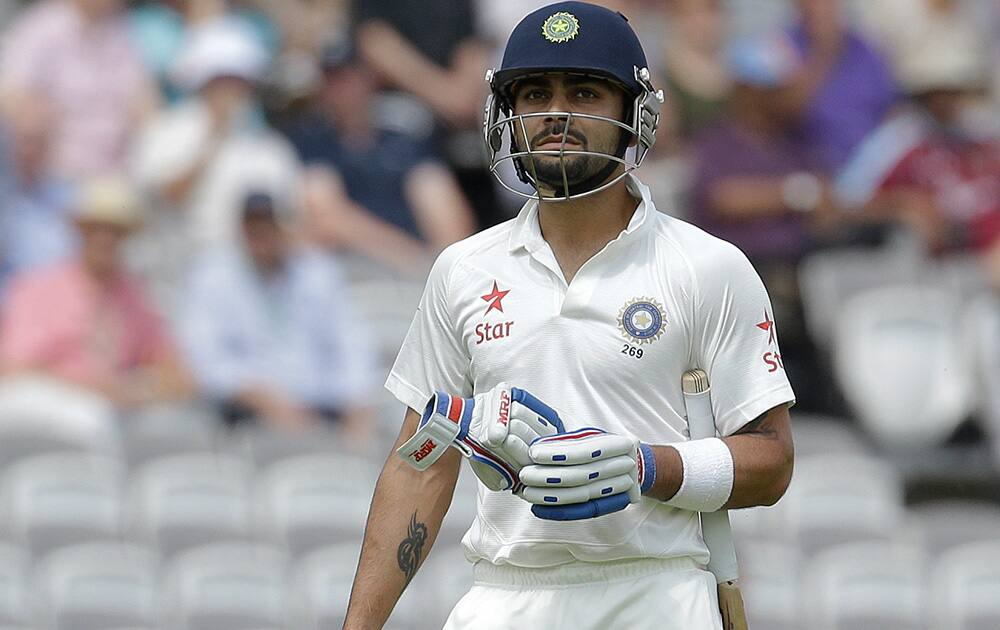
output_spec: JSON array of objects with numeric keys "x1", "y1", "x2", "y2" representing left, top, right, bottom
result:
[{"x1": 0, "y1": 0, "x2": 997, "y2": 628}]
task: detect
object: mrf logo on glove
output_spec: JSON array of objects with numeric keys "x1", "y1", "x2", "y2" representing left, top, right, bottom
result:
[
  {"x1": 409, "y1": 438, "x2": 438, "y2": 463},
  {"x1": 497, "y1": 391, "x2": 510, "y2": 426},
  {"x1": 397, "y1": 383, "x2": 567, "y2": 493}
]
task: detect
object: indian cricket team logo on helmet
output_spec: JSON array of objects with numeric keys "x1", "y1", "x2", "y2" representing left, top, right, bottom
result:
[
  {"x1": 618, "y1": 297, "x2": 666, "y2": 344},
  {"x1": 541, "y1": 11, "x2": 579, "y2": 43}
]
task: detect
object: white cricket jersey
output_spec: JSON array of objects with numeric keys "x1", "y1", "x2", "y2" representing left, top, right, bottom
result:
[{"x1": 386, "y1": 175, "x2": 795, "y2": 568}]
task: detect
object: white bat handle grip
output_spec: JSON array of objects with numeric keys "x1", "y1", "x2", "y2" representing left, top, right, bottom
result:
[{"x1": 683, "y1": 374, "x2": 740, "y2": 584}]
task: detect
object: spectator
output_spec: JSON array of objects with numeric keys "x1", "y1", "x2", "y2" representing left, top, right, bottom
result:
[
  {"x1": 178, "y1": 192, "x2": 377, "y2": 441},
  {"x1": 249, "y1": 0, "x2": 352, "y2": 113},
  {"x1": 660, "y1": 0, "x2": 730, "y2": 144},
  {"x1": 131, "y1": 17, "x2": 300, "y2": 251},
  {"x1": 129, "y1": 0, "x2": 278, "y2": 103},
  {"x1": 0, "y1": 176, "x2": 192, "y2": 408},
  {"x1": 690, "y1": 32, "x2": 842, "y2": 412},
  {"x1": 287, "y1": 44, "x2": 475, "y2": 276},
  {"x1": 784, "y1": 0, "x2": 897, "y2": 171},
  {"x1": 0, "y1": 105, "x2": 75, "y2": 294},
  {"x1": 837, "y1": 18, "x2": 999, "y2": 256},
  {"x1": 352, "y1": 0, "x2": 505, "y2": 228},
  {"x1": 0, "y1": 0, "x2": 158, "y2": 182}
]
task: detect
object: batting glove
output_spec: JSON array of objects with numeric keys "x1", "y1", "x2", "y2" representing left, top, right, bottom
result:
[
  {"x1": 520, "y1": 428, "x2": 657, "y2": 520},
  {"x1": 397, "y1": 382, "x2": 566, "y2": 492}
]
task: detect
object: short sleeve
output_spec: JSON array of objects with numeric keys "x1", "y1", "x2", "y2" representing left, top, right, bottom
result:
[
  {"x1": 385, "y1": 246, "x2": 472, "y2": 413},
  {"x1": 690, "y1": 242, "x2": 796, "y2": 435}
]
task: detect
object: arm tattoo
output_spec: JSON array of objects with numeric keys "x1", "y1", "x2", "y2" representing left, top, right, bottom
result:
[
  {"x1": 733, "y1": 411, "x2": 781, "y2": 438},
  {"x1": 396, "y1": 512, "x2": 428, "y2": 586}
]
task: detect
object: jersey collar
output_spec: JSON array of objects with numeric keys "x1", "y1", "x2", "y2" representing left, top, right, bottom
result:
[{"x1": 507, "y1": 175, "x2": 656, "y2": 254}]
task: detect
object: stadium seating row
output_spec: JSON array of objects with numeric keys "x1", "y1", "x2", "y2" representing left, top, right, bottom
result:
[
  {"x1": 0, "y1": 537, "x2": 470, "y2": 630},
  {"x1": 0, "y1": 532, "x2": 996, "y2": 630}
]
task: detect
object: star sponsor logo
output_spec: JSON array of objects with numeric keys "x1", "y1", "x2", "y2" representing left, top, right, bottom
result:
[
  {"x1": 481, "y1": 280, "x2": 510, "y2": 315},
  {"x1": 541, "y1": 11, "x2": 579, "y2": 43},
  {"x1": 617, "y1": 297, "x2": 666, "y2": 344},
  {"x1": 477, "y1": 280, "x2": 514, "y2": 345},
  {"x1": 757, "y1": 310, "x2": 783, "y2": 372},
  {"x1": 756, "y1": 310, "x2": 776, "y2": 345}
]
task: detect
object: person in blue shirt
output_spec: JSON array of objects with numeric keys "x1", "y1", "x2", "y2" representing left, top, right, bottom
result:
[
  {"x1": 286, "y1": 43, "x2": 475, "y2": 276},
  {"x1": 178, "y1": 190, "x2": 377, "y2": 442}
]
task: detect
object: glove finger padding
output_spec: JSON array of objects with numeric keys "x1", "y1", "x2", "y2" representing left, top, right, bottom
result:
[
  {"x1": 531, "y1": 493, "x2": 633, "y2": 521},
  {"x1": 529, "y1": 430, "x2": 638, "y2": 465},
  {"x1": 519, "y1": 454, "x2": 637, "y2": 488},
  {"x1": 520, "y1": 472, "x2": 639, "y2": 506},
  {"x1": 522, "y1": 428, "x2": 651, "y2": 521}
]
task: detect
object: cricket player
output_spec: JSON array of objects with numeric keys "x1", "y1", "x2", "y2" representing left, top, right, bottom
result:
[{"x1": 343, "y1": 3, "x2": 795, "y2": 628}]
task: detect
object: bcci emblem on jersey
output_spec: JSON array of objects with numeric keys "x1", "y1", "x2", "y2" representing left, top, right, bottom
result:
[{"x1": 618, "y1": 297, "x2": 666, "y2": 344}]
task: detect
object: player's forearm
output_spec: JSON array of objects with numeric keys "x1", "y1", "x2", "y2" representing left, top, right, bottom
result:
[
  {"x1": 721, "y1": 434, "x2": 793, "y2": 508},
  {"x1": 344, "y1": 415, "x2": 461, "y2": 629},
  {"x1": 642, "y1": 406, "x2": 794, "y2": 509}
]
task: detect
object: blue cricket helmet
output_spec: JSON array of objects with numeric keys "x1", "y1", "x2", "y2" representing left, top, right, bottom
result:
[
  {"x1": 483, "y1": 1, "x2": 664, "y2": 201},
  {"x1": 492, "y1": 1, "x2": 649, "y2": 98}
]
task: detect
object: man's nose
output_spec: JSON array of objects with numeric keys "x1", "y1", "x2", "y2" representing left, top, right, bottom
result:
[{"x1": 543, "y1": 93, "x2": 572, "y2": 122}]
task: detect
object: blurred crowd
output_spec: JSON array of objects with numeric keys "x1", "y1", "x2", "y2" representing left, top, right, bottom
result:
[{"x1": 0, "y1": 0, "x2": 998, "y2": 471}]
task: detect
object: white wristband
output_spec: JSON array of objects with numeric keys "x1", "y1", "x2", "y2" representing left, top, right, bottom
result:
[{"x1": 665, "y1": 437, "x2": 734, "y2": 512}]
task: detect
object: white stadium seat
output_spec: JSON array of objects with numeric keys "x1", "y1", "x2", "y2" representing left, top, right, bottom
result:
[
  {"x1": 928, "y1": 541, "x2": 1000, "y2": 630},
  {"x1": 347, "y1": 277, "x2": 423, "y2": 366},
  {"x1": 236, "y1": 423, "x2": 350, "y2": 470},
  {"x1": 253, "y1": 454, "x2": 377, "y2": 556},
  {"x1": 798, "y1": 242, "x2": 923, "y2": 351},
  {"x1": 30, "y1": 542, "x2": 158, "y2": 630},
  {"x1": 906, "y1": 500, "x2": 1000, "y2": 555},
  {"x1": 964, "y1": 293, "x2": 1000, "y2": 463},
  {"x1": 121, "y1": 404, "x2": 221, "y2": 469},
  {"x1": 160, "y1": 542, "x2": 289, "y2": 630},
  {"x1": 832, "y1": 285, "x2": 974, "y2": 449},
  {"x1": 772, "y1": 453, "x2": 905, "y2": 554},
  {"x1": 801, "y1": 540, "x2": 926, "y2": 630},
  {"x1": 789, "y1": 414, "x2": 871, "y2": 457},
  {"x1": 0, "y1": 453, "x2": 123, "y2": 556},
  {"x1": 125, "y1": 454, "x2": 252, "y2": 557},
  {"x1": 736, "y1": 540, "x2": 801, "y2": 630},
  {"x1": 0, "y1": 377, "x2": 120, "y2": 469},
  {"x1": 287, "y1": 541, "x2": 361, "y2": 630},
  {"x1": 0, "y1": 543, "x2": 30, "y2": 626}
]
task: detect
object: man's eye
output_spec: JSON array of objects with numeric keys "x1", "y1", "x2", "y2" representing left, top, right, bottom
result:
[
  {"x1": 525, "y1": 90, "x2": 547, "y2": 100},
  {"x1": 576, "y1": 88, "x2": 598, "y2": 99}
]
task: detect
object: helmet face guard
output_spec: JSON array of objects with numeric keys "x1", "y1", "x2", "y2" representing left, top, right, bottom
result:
[{"x1": 483, "y1": 67, "x2": 663, "y2": 202}]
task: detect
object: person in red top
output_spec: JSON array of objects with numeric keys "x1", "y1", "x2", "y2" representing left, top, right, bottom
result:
[
  {"x1": 839, "y1": 21, "x2": 999, "y2": 256},
  {"x1": 0, "y1": 176, "x2": 192, "y2": 408}
]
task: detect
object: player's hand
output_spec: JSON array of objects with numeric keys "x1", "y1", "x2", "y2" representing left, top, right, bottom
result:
[
  {"x1": 520, "y1": 429, "x2": 656, "y2": 520},
  {"x1": 397, "y1": 383, "x2": 565, "y2": 492}
]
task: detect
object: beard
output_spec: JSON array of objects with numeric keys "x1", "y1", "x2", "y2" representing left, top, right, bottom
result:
[
  {"x1": 523, "y1": 122, "x2": 621, "y2": 193},
  {"x1": 532, "y1": 153, "x2": 603, "y2": 189}
]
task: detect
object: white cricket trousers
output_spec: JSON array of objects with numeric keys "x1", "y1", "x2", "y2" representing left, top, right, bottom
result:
[{"x1": 442, "y1": 556, "x2": 724, "y2": 630}]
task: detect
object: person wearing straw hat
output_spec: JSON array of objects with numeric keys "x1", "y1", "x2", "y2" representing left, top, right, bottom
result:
[{"x1": 0, "y1": 176, "x2": 192, "y2": 408}]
